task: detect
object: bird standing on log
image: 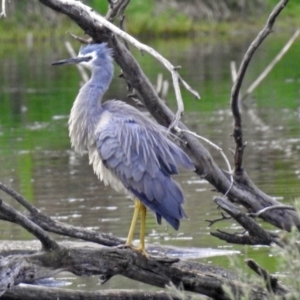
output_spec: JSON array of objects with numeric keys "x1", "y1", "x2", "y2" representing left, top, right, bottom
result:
[{"x1": 52, "y1": 43, "x2": 195, "y2": 256}]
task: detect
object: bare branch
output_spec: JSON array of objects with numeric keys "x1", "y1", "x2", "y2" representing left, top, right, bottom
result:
[
  {"x1": 244, "y1": 28, "x2": 300, "y2": 99},
  {"x1": 230, "y1": 0, "x2": 289, "y2": 173},
  {"x1": 0, "y1": 0, "x2": 6, "y2": 18},
  {"x1": 212, "y1": 197, "x2": 284, "y2": 247},
  {"x1": 64, "y1": 41, "x2": 89, "y2": 83},
  {"x1": 3, "y1": 285, "x2": 187, "y2": 300},
  {"x1": 0, "y1": 199, "x2": 59, "y2": 251},
  {"x1": 230, "y1": 61, "x2": 238, "y2": 81},
  {"x1": 66, "y1": 31, "x2": 89, "y2": 44},
  {"x1": 248, "y1": 205, "x2": 296, "y2": 218},
  {"x1": 206, "y1": 212, "x2": 232, "y2": 227},
  {"x1": 175, "y1": 127, "x2": 233, "y2": 197},
  {"x1": 246, "y1": 259, "x2": 289, "y2": 295},
  {"x1": 0, "y1": 182, "x2": 38, "y2": 214},
  {"x1": 106, "y1": 0, "x2": 130, "y2": 23}
]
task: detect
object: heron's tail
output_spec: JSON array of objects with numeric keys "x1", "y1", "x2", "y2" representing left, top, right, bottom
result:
[{"x1": 130, "y1": 176, "x2": 187, "y2": 230}]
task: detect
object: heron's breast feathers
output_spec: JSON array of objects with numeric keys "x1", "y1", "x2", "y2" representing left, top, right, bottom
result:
[{"x1": 88, "y1": 146, "x2": 127, "y2": 193}]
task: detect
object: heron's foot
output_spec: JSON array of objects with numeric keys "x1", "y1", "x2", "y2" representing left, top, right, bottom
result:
[
  {"x1": 117, "y1": 243, "x2": 150, "y2": 258},
  {"x1": 135, "y1": 245, "x2": 150, "y2": 259}
]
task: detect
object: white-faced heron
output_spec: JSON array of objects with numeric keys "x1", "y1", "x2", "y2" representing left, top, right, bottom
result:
[{"x1": 52, "y1": 43, "x2": 195, "y2": 256}]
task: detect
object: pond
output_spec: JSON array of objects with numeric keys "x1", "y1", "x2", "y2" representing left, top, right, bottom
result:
[{"x1": 0, "y1": 31, "x2": 300, "y2": 290}]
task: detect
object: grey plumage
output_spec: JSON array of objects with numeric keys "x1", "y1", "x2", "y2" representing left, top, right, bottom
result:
[{"x1": 53, "y1": 43, "x2": 194, "y2": 231}]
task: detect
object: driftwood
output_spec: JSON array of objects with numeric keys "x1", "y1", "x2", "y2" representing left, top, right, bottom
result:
[
  {"x1": 0, "y1": 0, "x2": 298, "y2": 299},
  {"x1": 0, "y1": 191, "x2": 285, "y2": 300}
]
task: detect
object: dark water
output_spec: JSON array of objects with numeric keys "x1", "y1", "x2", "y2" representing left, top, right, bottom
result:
[{"x1": 1, "y1": 31, "x2": 300, "y2": 290}]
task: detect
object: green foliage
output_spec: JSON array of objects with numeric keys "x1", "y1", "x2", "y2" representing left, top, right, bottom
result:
[
  {"x1": 272, "y1": 202, "x2": 300, "y2": 299},
  {"x1": 0, "y1": 0, "x2": 299, "y2": 39},
  {"x1": 221, "y1": 199, "x2": 300, "y2": 299},
  {"x1": 86, "y1": 0, "x2": 108, "y2": 14}
]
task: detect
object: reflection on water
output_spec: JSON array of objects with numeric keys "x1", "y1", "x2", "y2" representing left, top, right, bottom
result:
[{"x1": 1, "y1": 33, "x2": 300, "y2": 290}]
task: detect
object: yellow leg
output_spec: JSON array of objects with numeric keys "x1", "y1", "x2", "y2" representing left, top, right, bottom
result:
[
  {"x1": 124, "y1": 199, "x2": 149, "y2": 257},
  {"x1": 125, "y1": 198, "x2": 141, "y2": 246},
  {"x1": 137, "y1": 203, "x2": 147, "y2": 253}
]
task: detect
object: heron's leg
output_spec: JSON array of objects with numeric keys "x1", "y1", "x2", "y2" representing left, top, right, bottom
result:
[
  {"x1": 137, "y1": 202, "x2": 147, "y2": 253},
  {"x1": 125, "y1": 198, "x2": 141, "y2": 246}
]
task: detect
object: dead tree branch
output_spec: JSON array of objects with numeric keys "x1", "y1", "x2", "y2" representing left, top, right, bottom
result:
[
  {"x1": 0, "y1": 0, "x2": 6, "y2": 18},
  {"x1": 246, "y1": 259, "x2": 289, "y2": 295},
  {"x1": 0, "y1": 241, "x2": 271, "y2": 300},
  {"x1": 0, "y1": 182, "x2": 38, "y2": 214},
  {"x1": 0, "y1": 191, "x2": 284, "y2": 299},
  {"x1": 230, "y1": 0, "x2": 289, "y2": 174},
  {"x1": 243, "y1": 28, "x2": 300, "y2": 99},
  {"x1": 106, "y1": 0, "x2": 130, "y2": 24},
  {"x1": 211, "y1": 197, "x2": 284, "y2": 247},
  {"x1": 1, "y1": 285, "x2": 188, "y2": 300},
  {"x1": 0, "y1": 199, "x2": 59, "y2": 251}
]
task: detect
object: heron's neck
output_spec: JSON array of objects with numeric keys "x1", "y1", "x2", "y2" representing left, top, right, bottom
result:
[{"x1": 69, "y1": 65, "x2": 114, "y2": 154}]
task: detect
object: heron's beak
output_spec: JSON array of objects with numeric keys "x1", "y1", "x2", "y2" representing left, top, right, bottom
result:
[{"x1": 52, "y1": 56, "x2": 91, "y2": 66}]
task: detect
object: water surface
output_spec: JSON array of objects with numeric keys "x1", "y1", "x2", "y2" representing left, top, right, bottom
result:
[{"x1": 1, "y1": 32, "x2": 300, "y2": 290}]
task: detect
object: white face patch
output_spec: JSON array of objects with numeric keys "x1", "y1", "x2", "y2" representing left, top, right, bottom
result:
[{"x1": 77, "y1": 50, "x2": 97, "y2": 70}]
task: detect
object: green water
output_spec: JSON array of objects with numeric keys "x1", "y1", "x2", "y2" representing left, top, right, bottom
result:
[{"x1": 0, "y1": 32, "x2": 300, "y2": 290}]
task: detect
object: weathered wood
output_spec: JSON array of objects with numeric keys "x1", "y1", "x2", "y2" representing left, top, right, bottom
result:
[
  {"x1": 2, "y1": 285, "x2": 187, "y2": 300},
  {"x1": 0, "y1": 199, "x2": 59, "y2": 251},
  {"x1": 211, "y1": 197, "x2": 284, "y2": 247},
  {"x1": 0, "y1": 243, "x2": 269, "y2": 300},
  {"x1": 246, "y1": 259, "x2": 289, "y2": 295}
]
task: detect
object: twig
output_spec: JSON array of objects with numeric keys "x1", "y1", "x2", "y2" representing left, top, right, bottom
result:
[
  {"x1": 213, "y1": 197, "x2": 284, "y2": 247},
  {"x1": 243, "y1": 28, "x2": 300, "y2": 99},
  {"x1": 106, "y1": 0, "x2": 130, "y2": 22},
  {"x1": 64, "y1": 41, "x2": 89, "y2": 83},
  {"x1": 248, "y1": 205, "x2": 296, "y2": 218},
  {"x1": 0, "y1": 182, "x2": 38, "y2": 214},
  {"x1": 0, "y1": 199, "x2": 59, "y2": 251},
  {"x1": 67, "y1": 32, "x2": 90, "y2": 44},
  {"x1": 230, "y1": 0, "x2": 289, "y2": 173},
  {"x1": 0, "y1": 0, "x2": 6, "y2": 18},
  {"x1": 175, "y1": 127, "x2": 233, "y2": 197},
  {"x1": 230, "y1": 61, "x2": 242, "y2": 112},
  {"x1": 56, "y1": 0, "x2": 200, "y2": 129},
  {"x1": 206, "y1": 212, "x2": 232, "y2": 227},
  {"x1": 246, "y1": 259, "x2": 289, "y2": 294},
  {"x1": 230, "y1": 61, "x2": 238, "y2": 81},
  {"x1": 156, "y1": 73, "x2": 169, "y2": 99}
]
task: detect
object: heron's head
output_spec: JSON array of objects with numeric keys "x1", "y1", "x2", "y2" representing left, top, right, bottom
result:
[{"x1": 52, "y1": 43, "x2": 113, "y2": 70}]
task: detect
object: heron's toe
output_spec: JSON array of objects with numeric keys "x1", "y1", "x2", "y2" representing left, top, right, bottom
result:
[
  {"x1": 116, "y1": 244, "x2": 150, "y2": 258},
  {"x1": 135, "y1": 246, "x2": 150, "y2": 259}
]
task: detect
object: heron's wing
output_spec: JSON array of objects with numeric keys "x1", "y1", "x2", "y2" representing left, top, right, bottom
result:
[{"x1": 95, "y1": 111, "x2": 194, "y2": 230}]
